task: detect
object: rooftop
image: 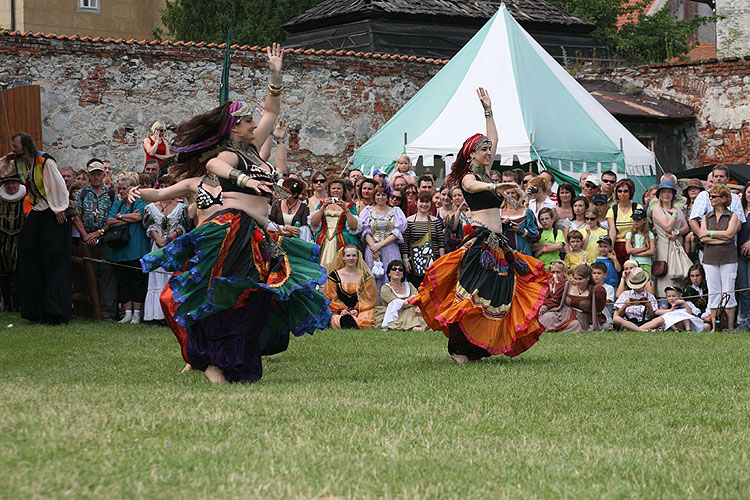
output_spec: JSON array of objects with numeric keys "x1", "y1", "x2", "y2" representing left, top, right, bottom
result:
[{"x1": 285, "y1": 0, "x2": 594, "y2": 32}]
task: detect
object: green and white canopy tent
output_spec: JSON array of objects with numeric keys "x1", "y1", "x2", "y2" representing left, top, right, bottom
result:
[{"x1": 351, "y1": 3, "x2": 657, "y2": 195}]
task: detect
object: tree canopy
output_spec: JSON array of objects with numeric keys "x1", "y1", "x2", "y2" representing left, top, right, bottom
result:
[
  {"x1": 156, "y1": 0, "x2": 324, "y2": 46},
  {"x1": 548, "y1": 0, "x2": 714, "y2": 65}
]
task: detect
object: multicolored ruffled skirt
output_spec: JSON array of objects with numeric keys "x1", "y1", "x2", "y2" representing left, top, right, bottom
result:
[
  {"x1": 141, "y1": 209, "x2": 331, "y2": 381},
  {"x1": 409, "y1": 226, "x2": 549, "y2": 357}
]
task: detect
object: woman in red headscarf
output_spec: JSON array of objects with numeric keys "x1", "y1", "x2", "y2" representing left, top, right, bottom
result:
[{"x1": 409, "y1": 88, "x2": 549, "y2": 363}]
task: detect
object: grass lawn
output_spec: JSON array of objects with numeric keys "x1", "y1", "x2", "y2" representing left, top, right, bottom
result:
[{"x1": 1, "y1": 311, "x2": 749, "y2": 499}]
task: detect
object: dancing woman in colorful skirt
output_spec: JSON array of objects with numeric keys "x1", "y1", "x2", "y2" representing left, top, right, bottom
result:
[
  {"x1": 408, "y1": 88, "x2": 549, "y2": 363},
  {"x1": 136, "y1": 44, "x2": 331, "y2": 383}
]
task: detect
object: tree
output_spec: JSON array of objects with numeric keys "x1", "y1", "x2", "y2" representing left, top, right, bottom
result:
[
  {"x1": 548, "y1": 0, "x2": 715, "y2": 65},
  {"x1": 156, "y1": 0, "x2": 325, "y2": 46}
]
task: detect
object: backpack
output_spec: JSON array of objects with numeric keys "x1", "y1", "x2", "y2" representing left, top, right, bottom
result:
[{"x1": 612, "y1": 201, "x2": 638, "y2": 220}]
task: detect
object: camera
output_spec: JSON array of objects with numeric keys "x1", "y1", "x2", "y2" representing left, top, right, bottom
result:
[
  {"x1": 528, "y1": 186, "x2": 539, "y2": 194},
  {"x1": 331, "y1": 197, "x2": 339, "y2": 203}
]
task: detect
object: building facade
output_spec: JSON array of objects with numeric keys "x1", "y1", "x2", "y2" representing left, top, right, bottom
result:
[{"x1": 0, "y1": 0, "x2": 166, "y2": 40}]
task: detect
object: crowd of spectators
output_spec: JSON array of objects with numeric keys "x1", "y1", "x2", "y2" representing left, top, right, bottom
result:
[{"x1": 0, "y1": 126, "x2": 747, "y2": 334}]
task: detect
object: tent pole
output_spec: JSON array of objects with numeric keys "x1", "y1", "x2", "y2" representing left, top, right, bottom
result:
[
  {"x1": 404, "y1": 132, "x2": 408, "y2": 146},
  {"x1": 528, "y1": 133, "x2": 533, "y2": 172}
]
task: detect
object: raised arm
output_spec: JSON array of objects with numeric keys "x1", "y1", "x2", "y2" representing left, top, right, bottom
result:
[
  {"x1": 477, "y1": 87, "x2": 497, "y2": 160},
  {"x1": 252, "y1": 44, "x2": 283, "y2": 150}
]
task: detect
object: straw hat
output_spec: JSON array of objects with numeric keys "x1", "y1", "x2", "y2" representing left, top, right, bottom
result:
[{"x1": 625, "y1": 267, "x2": 650, "y2": 289}]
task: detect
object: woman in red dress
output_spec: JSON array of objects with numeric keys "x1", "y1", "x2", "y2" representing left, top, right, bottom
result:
[{"x1": 143, "y1": 120, "x2": 171, "y2": 167}]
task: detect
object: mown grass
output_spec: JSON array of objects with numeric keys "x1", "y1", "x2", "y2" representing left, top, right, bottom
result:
[{"x1": 1, "y1": 311, "x2": 749, "y2": 499}]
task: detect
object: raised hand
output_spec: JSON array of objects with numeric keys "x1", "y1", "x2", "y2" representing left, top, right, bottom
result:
[
  {"x1": 273, "y1": 118, "x2": 288, "y2": 140},
  {"x1": 266, "y1": 43, "x2": 283, "y2": 74},
  {"x1": 476, "y1": 87, "x2": 492, "y2": 111},
  {"x1": 127, "y1": 186, "x2": 141, "y2": 204}
]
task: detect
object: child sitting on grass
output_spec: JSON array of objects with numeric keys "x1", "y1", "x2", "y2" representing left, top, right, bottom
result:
[
  {"x1": 613, "y1": 267, "x2": 658, "y2": 330},
  {"x1": 581, "y1": 208, "x2": 608, "y2": 262},
  {"x1": 636, "y1": 286, "x2": 708, "y2": 332},
  {"x1": 591, "y1": 261, "x2": 615, "y2": 329},
  {"x1": 616, "y1": 260, "x2": 656, "y2": 298},
  {"x1": 564, "y1": 230, "x2": 588, "y2": 276},
  {"x1": 625, "y1": 208, "x2": 655, "y2": 276},
  {"x1": 683, "y1": 263, "x2": 712, "y2": 327},
  {"x1": 594, "y1": 235, "x2": 621, "y2": 288},
  {"x1": 544, "y1": 260, "x2": 568, "y2": 307},
  {"x1": 532, "y1": 207, "x2": 566, "y2": 269}
]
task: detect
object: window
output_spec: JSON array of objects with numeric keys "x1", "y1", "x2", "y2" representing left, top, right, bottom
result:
[{"x1": 79, "y1": 0, "x2": 100, "y2": 13}]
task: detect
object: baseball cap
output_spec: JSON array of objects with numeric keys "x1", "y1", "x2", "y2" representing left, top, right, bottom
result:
[
  {"x1": 585, "y1": 174, "x2": 601, "y2": 187},
  {"x1": 631, "y1": 208, "x2": 647, "y2": 220},
  {"x1": 597, "y1": 235, "x2": 613, "y2": 245},
  {"x1": 592, "y1": 194, "x2": 608, "y2": 204},
  {"x1": 87, "y1": 161, "x2": 104, "y2": 173}
]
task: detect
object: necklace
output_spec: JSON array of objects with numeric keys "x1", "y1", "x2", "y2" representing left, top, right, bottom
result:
[
  {"x1": 469, "y1": 163, "x2": 488, "y2": 179},
  {"x1": 203, "y1": 172, "x2": 220, "y2": 187},
  {"x1": 285, "y1": 198, "x2": 299, "y2": 213}
]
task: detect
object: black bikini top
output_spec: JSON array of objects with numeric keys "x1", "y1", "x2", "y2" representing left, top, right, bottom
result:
[
  {"x1": 461, "y1": 173, "x2": 503, "y2": 211},
  {"x1": 218, "y1": 143, "x2": 278, "y2": 201},
  {"x1": 196, "y1": 175, "x2": 223, "y2": 209}
]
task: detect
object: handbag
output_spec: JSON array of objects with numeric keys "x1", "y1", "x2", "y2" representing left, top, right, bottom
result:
[
  {"x1": 103, "y1": 202, "x2": 133, "y2": 248},
  {"x1": 652, "y1": 260, "x2": 667, "y2": 277},
  {"x1": 667, "y1": 239, "x2": 694, "y2": 279},
  {"x1": 409, "y1": 219, "x2": 434, "y2": 276}
]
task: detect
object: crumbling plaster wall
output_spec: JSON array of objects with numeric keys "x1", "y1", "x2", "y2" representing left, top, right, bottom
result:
[{"x1": 0, "y1": 33, "x2": 748, "y2": 178}]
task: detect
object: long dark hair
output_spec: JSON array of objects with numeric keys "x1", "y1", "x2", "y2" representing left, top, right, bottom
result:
[
  {"x1": 684, "y1": 262, "x2": 707, "y2": 291},
  {"x1": 740, "y1": 181, "x2": 750, "y2": 212},
  {"x1": 570, "y1": 195, "x2": 589, "y2": 220},
  {"x1": 171, "y1": 102, "x2": 232, "y2": 179},
  {"x1": 557, "y1": 181, "x2": 576, "y2": 208}
]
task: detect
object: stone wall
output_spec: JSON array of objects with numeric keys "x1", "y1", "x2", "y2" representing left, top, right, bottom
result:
[
  {"x1": 578, "y1": 56, "x2": 750, "y2": 168},
  {"x1": 0, "y1": 32, "x2": 441, "y2": 178},
  {"x1": 0, "y1": 31, "x2": 748, "y2": 178}
]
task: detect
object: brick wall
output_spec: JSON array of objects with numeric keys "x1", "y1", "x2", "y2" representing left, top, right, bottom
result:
[{"x1": 0, "y1": 32, "x2": 747, "y2": 177}]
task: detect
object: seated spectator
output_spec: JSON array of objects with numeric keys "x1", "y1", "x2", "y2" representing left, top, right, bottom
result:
[
  {"x1": 616, "y1": 259, "x2": 656, "y2": 298},
  {"x1": 594, "y1": 235, "x2": 620, "y2": 288},
  {"x1": 531, "y1": 207, "x2": 565, "y2": 269},
  {"x1": 324, "y1": 244, "x2": 378, "y2": 329},
  {"x1": 564, "y1": 230, "x2": 588, "y2": 275},
  {"x1": 539, "y1": 264, "x2": 606, "y2": 332},
  {"x1": 501, "y1": 185, "x2": 538, "y2": 256},
  {"x1": 581, "y1": 208, "x2": 607, "y2": 262},
  {"x1": 625, "y1": 208, "x2": 655, "y2": 276},
  {"x1": 613, "y1": 267, "x2": 657, "y2": 330},
  {"x1": 637, "y1": 286, "x2": 708, "y2": 332},
  {"x1": 590, "y1": 261, "x2": 615, "y2": 329},
  {"x1": 106, "y1": 178, "x2": 150, "y2": 324},
  {"x1": 547, "y1": 261, "x2": 568, "y2": 299},
  {"x1": 376, "y1": 260, "x2": 427, "y2": 331},
  {"x1": 699, "y1": 184, "x2": 741, "y2": 331},
  {"x1": 684, "y1": 263, "x2": 711, "y2": 324}
]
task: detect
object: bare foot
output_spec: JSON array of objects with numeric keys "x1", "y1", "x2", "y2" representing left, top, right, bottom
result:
[
  {"x1": 450, "y1": 353, "x2": 469, "y2": 364},
  {"x1": 204, "y1": 365, "x2": 227, "y2": 384},
  {"x1": 181, "y1": 363, "x2": 193, "y2": 374}
]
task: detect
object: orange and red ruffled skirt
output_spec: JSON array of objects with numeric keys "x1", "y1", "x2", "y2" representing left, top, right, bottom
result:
[{"x1": 409, "y1": 226, "x2": 549, "y2": 357}]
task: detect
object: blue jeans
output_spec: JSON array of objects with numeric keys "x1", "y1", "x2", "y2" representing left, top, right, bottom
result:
[{"x1": 737, "y1": 256, "x2": 750, "y2": 318}]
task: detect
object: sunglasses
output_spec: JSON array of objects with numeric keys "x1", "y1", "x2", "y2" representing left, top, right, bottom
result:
[
  {"x1": 709, "y1": 194, "x2": 722, "y2": 199},
  {"x1": 391, "y1": 196, "x2": 402, "y2": 200},
  {"x1": 617, "y1": 189, "x2": 630, "y2": 193},
  {"x1": 585, "y1": 184, "x2": 597, "y2": 189},
  {"x1": 585, "y1": 217, "x2": 597, "y2": 221},
  {"x1": 601, "y1": 178, "x2": 616, "y2": 184},
  {"x1": 313, "y1": 179, "x2": 326, "y2": 184},
  {"x1": 390, "y1": 267, "x2": 404, "y2": 272}
]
